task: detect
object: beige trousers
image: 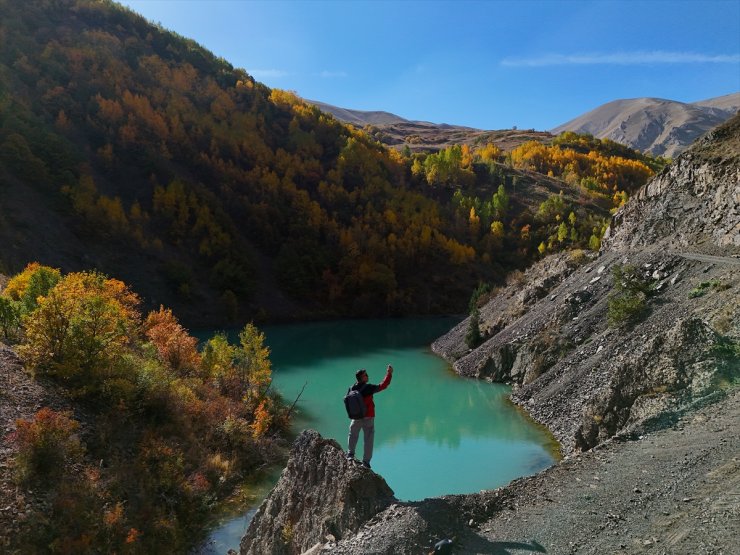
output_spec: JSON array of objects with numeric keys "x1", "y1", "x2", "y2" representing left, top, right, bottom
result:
[{"x1": 347, "y1": 417, "x2": 375, "y2": 463}]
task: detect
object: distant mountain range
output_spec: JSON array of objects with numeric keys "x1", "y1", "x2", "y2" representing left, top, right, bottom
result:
[
  {"x1": 552, "y1": 93, "x2": 740, "y2": 158},
  {"x1": 305, "y1": 99, "x2": 552, "y2": 153},
  {"x1": 307, "y1": 93, "x2": 740, "y2": 158},
  {"x1": 306, "y1": 99, "x2": 408, "y2": 126}
]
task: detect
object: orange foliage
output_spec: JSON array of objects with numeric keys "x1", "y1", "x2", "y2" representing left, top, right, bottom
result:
[
  {"x1": 125, "y1": 528, "x2": 141, "y2": 544},
  {"x1": 144, "y1": 306, "x2": 201, "y2": 374},
  {"x1": 13, "y1": 408, "x2": 83, "y2": 482},
  {"x1": 121, "y1": 90, "x2": 169, "y2": 139},
  {"x1": 103, "y1": 502, "x2": 125, "y2": 527},
  {"x1": 19, "y1": 272, "x2": 140, "y2": 379},
  {"x1": 95, "y1": 94, "x2": 124, "y2": 123},
  {"x1": 251, "y1": 399, "x2": 272, "y2": 439}
]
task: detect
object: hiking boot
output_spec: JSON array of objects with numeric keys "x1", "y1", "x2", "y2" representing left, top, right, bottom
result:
[
  {"x1": 361, "y1": 461, "x2": 371, "y2": 469},
  {"x1": 346, "y1": 452, "x2": 355, "y2": 461}
]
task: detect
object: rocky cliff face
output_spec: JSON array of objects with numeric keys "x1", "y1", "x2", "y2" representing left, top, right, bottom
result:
[
  {"x1": 604, "y1": 115, "x2": 740, "y2": 250},
  {"x1": 432, "y1": 114, "x2": 739, "y2": 455},
  {"x1": 240, "y1": 430, "x2": 395, "y2": 554}
]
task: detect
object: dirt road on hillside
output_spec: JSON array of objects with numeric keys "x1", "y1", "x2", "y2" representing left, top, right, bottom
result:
[{"x1": 676, "y1": 252, "x2": 740, "y2": 266}]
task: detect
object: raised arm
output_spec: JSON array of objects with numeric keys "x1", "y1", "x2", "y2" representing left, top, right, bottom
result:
[{"x1": 376, "y1": 364, "x2": 393, "y2": 392}]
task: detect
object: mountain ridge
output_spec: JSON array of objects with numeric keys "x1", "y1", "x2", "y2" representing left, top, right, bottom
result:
[
  {"x1": 308, "y1": 93, "x2": 739, "y2": 157},
  {"x1": 304, "y1": 99, "x2": 411, "y2": 127}
]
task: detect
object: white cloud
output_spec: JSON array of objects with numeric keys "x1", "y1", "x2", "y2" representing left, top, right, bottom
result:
[
  {"x1": 316, "y1": 70, "x2": 348, "y2": 78},
  {"x1": 500, "y1": 51, "x2": 740, "y2": 67},
  {"x1": 247, "y1": 69, "x2": 290, "y2": 78}
]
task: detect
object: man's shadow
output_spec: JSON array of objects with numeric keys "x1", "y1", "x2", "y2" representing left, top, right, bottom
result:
[
  {"x1": 430, "y1": 537, "x2": 546, "y2": 554},
  {"x1": 466, "y1": 538, "x2": 546, "y2": 554}
]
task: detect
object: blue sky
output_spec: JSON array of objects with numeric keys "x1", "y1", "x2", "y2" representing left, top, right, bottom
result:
[{"x1": 119, "y1": 0, "x2": 740, "y2": 130}]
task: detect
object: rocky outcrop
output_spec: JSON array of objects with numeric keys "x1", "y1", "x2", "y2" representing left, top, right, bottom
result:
[
  {"x1": 515, "y1": 314, "x2": 734, "y2": 453},
  {"x1": 326, "y1": 389, "x2": 740, "y2": 554},
  {"x1": 604, "y1": 131, "x2": 740, "y2": 250},
  {"x1": 435, "y1": 243, "x2": 739, "y2": 455},
  {"x1": 240, "y1": 430, "x2": 395, "y2": 555},
  {"x1": 431, "y1": 251, "x2": 589, "y2": 378},
  {"x1": 611, "y1": 113, "x2": 740, "y2": 249}
]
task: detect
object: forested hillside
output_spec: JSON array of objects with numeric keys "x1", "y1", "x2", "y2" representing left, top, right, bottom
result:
[{"x1": 0, "y1": 0, "x2": 661, "y2": 324}]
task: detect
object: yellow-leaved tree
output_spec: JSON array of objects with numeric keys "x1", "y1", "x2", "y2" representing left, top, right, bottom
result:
[
  {"x1": 201, "y1": 323, "x2": 272, "y2": 406},
  {"x1": 19, "y1": 271, "x2": 140, "y2": 387},
  {"x1": 236, "y1": 323, "x2": 272, "y2": 404}
]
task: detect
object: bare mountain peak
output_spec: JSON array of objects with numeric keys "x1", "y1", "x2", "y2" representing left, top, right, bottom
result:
[
  {"x1": 691, "y1": 92, "x2": 740, "y2": 112},
  {"x1": 552, "y1": 93, "x2": 739, "y2": 158}
]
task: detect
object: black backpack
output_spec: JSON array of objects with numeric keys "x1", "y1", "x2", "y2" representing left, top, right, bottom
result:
[{"x1": 344, "y1": 385, "x2": 367, "y2": 419}]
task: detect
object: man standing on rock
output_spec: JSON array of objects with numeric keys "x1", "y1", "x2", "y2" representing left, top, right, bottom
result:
[{"x1": 347, "y1": 365, "x2": 393, "y2": 469}]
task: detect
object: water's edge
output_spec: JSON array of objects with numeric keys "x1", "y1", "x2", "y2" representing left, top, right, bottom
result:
[{"x1": 196, "y1": 317, "x2": 561, "y2": 553}]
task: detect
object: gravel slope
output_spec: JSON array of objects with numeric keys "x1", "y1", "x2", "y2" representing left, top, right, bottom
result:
[
  {"x1": 325, "y1": 388, "x2": 739, "y2": 554},
  {"x1": 473, "y1": 389, "x2": 739, "y2": 555},
  {"x1": 0, "y1": 346, "x2": 77, "y2": 551}
]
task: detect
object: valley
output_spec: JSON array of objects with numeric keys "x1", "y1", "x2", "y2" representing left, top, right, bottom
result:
[{"x1": 0, "y1": 1, "x2": 737, "y2": 554}]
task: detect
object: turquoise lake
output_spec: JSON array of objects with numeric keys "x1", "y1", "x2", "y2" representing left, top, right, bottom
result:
[{"x1": 198, "y1": 317, "x2": 558, "y2": 553}]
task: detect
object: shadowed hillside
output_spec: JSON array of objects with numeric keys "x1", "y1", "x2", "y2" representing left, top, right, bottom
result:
[{"x1": 0, "y1": 0, "x2": 497, "y2": 324}]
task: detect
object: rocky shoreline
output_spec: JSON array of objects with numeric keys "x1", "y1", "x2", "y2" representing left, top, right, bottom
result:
[
  {"x1": 241, "y1": 116, "x2": 739, "y2": 553},
  {"x1": 272, "y1": 387, "x2": 736, "y2": 555},
  {"x1": 268, "y1": 387, "x2": 734, "y2": 555}
]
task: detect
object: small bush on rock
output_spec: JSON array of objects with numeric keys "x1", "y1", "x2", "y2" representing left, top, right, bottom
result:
[
  {"x1": 465, "y1": 307, "x2": 483, "y2": 348},
  {"x1": 607, "y1": 265, "x2": 654, "y2": 327}
]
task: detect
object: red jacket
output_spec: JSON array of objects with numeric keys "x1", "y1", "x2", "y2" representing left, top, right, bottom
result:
[{"x1": 351, "y1": 371, "x2": 392, "y2": 418}]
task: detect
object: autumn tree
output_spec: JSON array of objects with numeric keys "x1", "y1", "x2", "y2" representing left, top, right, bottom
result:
[
  {"x1": 2, "y1": 262, "x2": 61, "y2": 315},
  {"x1": 477, "y1": 142, "x2": 501, "y2": 162},
  {"x1": 143, "y1": 306, "x2": 201, "y2": 375},
  {"x1": 19, "y1": 271, "x2": 140, "y2": 387},
  {"x1": 12, "y1": 408, "x2": 83, "y2": 484}
]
